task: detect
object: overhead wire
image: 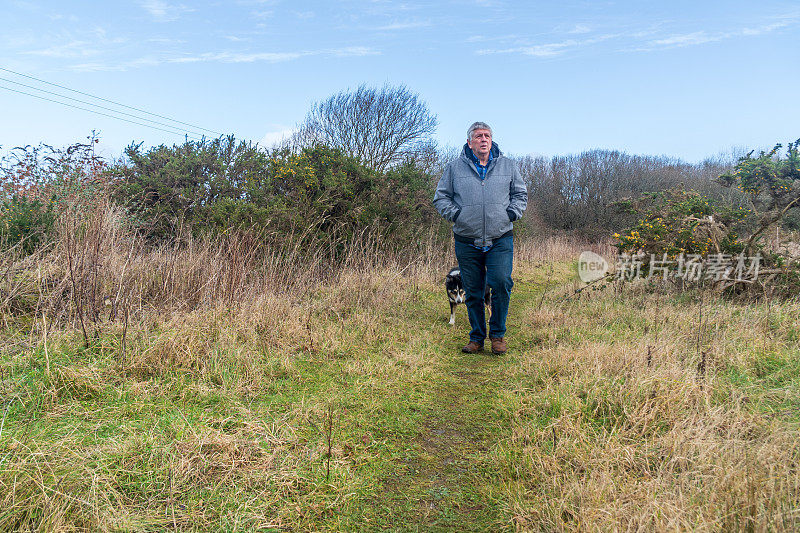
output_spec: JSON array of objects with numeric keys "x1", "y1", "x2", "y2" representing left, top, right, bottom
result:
[
  {"x1": 0, "y1": 76, "x2": 208, "y2": 139},
  {"x1": 0, "y1": 66, "x2": 223, "y2": 136},
  {"x1": 0, "y1": 85, "x2": 205, "y2": 140}
]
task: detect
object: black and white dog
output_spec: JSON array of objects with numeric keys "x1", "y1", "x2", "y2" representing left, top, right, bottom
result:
[{"x1": 445, "y1": 266, "x2": 491, "y2": 325}]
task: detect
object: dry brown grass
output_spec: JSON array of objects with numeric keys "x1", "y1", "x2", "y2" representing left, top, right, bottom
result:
[{"x1": 501, "y1": 275, "x2": 800, "y2": 532}]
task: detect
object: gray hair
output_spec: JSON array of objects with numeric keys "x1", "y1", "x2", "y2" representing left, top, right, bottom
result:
[{"x1": 467, "y1": 121, "x2": 492, "y2": 142}]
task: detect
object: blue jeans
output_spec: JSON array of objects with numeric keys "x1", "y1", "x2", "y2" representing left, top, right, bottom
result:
[{"x1": 454, "y1": 233, "x2": 514, "y2": 343}]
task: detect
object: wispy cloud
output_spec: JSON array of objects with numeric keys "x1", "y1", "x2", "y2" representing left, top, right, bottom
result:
[
  {"x1": 741, "y1": 19, "x2": 794, "y2": 36},
  {"x1": 374, "y1": 20, "x2": 432, "y2": 31},
  {"x1": 24, "y1": 40, "x2": 100, "y2": 59},
  {"x1": 329, "y1": 46, "x2": 378, "y2": 57},
  {"x1": 65, "y1": 46, "x2": 379, "y2": 72},
  {"x1": 478, "y1": 34, "x2": 617, "y2": 58},
  {"x1": 168, "y1": 50, "x2": 306, "y2": 63},
  {"x1": 479, "y1": 12, "x2": 799, "y2": 58},
  {"x1": 567, "y1": 23, "x2": 591, "y2": 34},
  {"x1": 632, "y1": 11, "x2": 799, "y2": 51},
  {"x1": 478, "y1": 39, "x2": 578, "y2": 57},
  {"x1": 140, "y1": 0, "x2": 192, "y2": 22},
  {"x1": 651, "y1": 31, "x2": 721, "y2": 47}
]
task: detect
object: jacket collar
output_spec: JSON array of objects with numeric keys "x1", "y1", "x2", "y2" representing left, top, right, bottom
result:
[{"x1": 462, "y1": 141, "x2": 501, "y2": 166}]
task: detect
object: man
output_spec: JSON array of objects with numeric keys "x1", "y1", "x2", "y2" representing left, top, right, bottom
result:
[{"x1": 433, "y1": 122, "x2": 528, "y2": 354}]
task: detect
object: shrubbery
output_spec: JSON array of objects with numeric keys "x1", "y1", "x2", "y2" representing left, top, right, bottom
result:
[
  {"x1": 0, "y1": 136, "x2": 109, "y2": 254},
  {"x1": 0, "y1": 196, "x2": 55, "y2": 254},
  {"x1": 611, "y1": 140, "x2": 800, "y2": 293},
  {"x1": 112, "y1": 137, "x2": 445, "y2": 248},
  {"x1": 613, "y1": 189, "x2": 751, "y2": 258}
]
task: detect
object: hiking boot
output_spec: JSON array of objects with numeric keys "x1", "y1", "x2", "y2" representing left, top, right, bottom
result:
[
  {"x1": 461, "y1": 341, "x2": 484, "y2": 354},
  {"x1": 490, "y1": 337, "x2": 507, "y2": 355}
]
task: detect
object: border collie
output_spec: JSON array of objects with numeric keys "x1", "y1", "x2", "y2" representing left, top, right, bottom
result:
[{"x1": 445, "y1": 266, "x2": 491, "y2": 325}]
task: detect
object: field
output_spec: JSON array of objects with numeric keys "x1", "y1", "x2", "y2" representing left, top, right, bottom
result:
[{"x1": 0, "y1": 235, "x2": 799, "y2": 531}]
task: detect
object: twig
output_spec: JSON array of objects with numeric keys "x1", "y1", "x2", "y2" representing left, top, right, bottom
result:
[{"x1": 557, "y1": 272, "x2": 614, "y2": 302}]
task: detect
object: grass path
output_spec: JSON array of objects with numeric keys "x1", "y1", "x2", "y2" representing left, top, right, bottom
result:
[{"x1": 350, "y1": 265, "x2": 553, "y2": 531}]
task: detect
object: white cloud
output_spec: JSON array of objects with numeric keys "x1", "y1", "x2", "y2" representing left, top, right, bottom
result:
[
  {"x1": 140, "y1": 0, "x2": 192, "y2": 22},
  {"x1": 259, "y1": 127, "x2": 295, "y2": 148},
  {"x1": 478, "y1": 34, "x2": 617, "y2": 58},
  {"x1": 328, "y1": 46, "x2": 379, "y2": 57},
  {"x1": 635, "y1": 12, "x2": 798, "y2": 51},
  {"x1": 651, "y1": 31, "x2": 722, "y2": 47},
  {"x1": 25, "y1": 40, "x2": 100, "y2": 58},
  {"x1": 741, "y1": 20, "x2": 793, "y2": 36},
  {"x1": 567, "y1": 24, "x2": 591, "y2": 34},
  {"x1": 479, "y1": 12, "x2": 799, "y2": 59},
  {"x1": 65, "y1": 46, "x2": 379, "y2": 72},
  {"x1": 374, "y1": 20, "x2": 432, "y2": 31},
  {"x1": 478, "y1": 39, "x2": 578, "y2": 57},
  {"x1": 168, "y1": 51, "x2": 307, "y2": 63}
]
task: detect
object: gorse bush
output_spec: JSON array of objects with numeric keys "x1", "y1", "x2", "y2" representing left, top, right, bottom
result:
[
  {"x1": 0, "y1": 196, "x2": 55, "y2": 254},
  {"x1": 113, "y1": 135, "x2": 273, "y2": 240},
  {"x1": 613, "y1": 189, "x2": 752, "y2": 258},
  {"x1": 113, "y1": 137, "x2": 446, "y2": 249}
]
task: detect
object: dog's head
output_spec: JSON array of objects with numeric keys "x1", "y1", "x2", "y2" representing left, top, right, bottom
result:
[{"x1": 445, "y1": 268, "x2": 466, "y2": 304}]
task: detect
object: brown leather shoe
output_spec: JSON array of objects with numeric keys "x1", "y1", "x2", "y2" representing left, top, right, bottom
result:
[
  {"x1": 461, "y1": 341, "x2": 483, "y2": 354},
  {"x1": 490, "y1": 337, "x2": 507, "y2": 355}
]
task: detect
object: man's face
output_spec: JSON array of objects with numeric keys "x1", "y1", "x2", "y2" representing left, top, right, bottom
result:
[{"x1": 468, "y1": 129, "x2": 492, "y2": 159}]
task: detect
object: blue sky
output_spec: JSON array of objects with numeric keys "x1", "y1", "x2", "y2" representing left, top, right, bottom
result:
[{"x1": 1, "y1": 0, "x2": 798, "y2": 163}]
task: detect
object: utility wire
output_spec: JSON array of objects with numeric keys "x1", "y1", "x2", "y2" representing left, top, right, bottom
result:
[
  {"x1": 0, "y1": 84, "x2": 204, "y2": 141},
  {"x1": 0, "y1": 76, "x2": 208, "y2": 138},
  {"x1": 0, "y1": 66, "x2": 223, "y2": 136}
]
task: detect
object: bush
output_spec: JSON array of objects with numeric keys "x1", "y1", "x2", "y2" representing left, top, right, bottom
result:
[
  {"x1": 113, "y1": 136, "x2": 272, "y2": 240},
  {"x1": 0, "y1": 135, "x2": 110, "y2": 255},
  {"x1": 113, "y1": 137, "x2": 446, "y2": 252},
  {"x1": 0, "y1": 196, "x2": 55, "y2": 254},
  {"x1": 613, "y1": 189, "x2": 751, "y2": 258}
]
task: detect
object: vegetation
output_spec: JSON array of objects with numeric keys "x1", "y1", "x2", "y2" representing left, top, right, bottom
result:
[
  {"x1": 1, "y1": 124, "x2": 799, "y2": 529},
  {"x1": 609, "y1": 141, "x2": 800, "y2": 294},
  {"x1": 292, "y1": 84, "x2": 438, "y2": 172},
  {"x1": 0, "y1": 233, "x2": 798, "y2": 530}
]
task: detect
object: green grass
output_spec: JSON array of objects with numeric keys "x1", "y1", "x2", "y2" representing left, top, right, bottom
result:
[{"x1": 1, "y1": 258, "x2": 800, "y2": 530}]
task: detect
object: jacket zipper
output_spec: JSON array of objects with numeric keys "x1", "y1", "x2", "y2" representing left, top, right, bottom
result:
[
  {"x1": 481, "y1": 178, "x2": 486, "y2": 247},
  {"x1": 464, "y1": 154, "x2": 496, "y2": 248}
]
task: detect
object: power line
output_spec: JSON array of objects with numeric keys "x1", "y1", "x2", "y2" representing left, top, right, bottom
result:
[
  {"x1": 0, "y1": 84, "x2": 204, "y2": 140},
  {"x1": 0, "y1": 66, "x2": 224, "y2": 136},
  {"x1": 0, "y1": 76, "x2": 208, "y2": 138}
]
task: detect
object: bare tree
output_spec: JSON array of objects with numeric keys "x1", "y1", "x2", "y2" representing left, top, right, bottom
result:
[{"x1": 293, "y1": 84, "x2": 438, "y2": 172}]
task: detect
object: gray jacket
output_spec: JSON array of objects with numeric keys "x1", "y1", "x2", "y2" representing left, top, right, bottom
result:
[{"x1": 433, "y1": 142, "x2": 528, "y2": 247}]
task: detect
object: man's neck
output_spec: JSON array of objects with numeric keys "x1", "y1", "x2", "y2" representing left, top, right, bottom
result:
[{"x1": 472, "y1": 149, "x2": 490, "y2": 166}]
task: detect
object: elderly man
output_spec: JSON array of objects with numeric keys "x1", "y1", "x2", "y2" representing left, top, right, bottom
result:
[{"x1": 433, "y1": 122, "x2": 528, "y2": 354}]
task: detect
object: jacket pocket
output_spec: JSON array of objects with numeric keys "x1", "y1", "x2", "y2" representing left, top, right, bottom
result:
[
  {"x1": 485, "y1": 203, "x2": 512, "y2": 239},
  {"x1": 453, "y1": 204, "x2": 481, "y2": 238}
]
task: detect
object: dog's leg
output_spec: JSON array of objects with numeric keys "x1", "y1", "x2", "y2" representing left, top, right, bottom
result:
[{"x1": 449, "y1": 302, "x2": 456, "y2": 325}]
